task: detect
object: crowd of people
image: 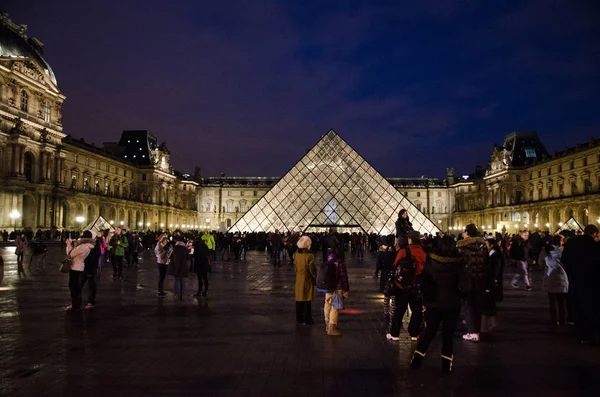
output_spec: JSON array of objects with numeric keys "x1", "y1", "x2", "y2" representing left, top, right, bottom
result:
[{"x1": 6, "y1": 208, "x2": 599, "y2": 373}]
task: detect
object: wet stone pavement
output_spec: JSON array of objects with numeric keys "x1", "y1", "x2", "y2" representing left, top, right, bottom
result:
[{"x1": 0, "y1": 246, "x2": 599, "y2": 397}]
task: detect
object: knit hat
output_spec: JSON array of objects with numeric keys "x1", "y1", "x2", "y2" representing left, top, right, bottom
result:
[{"x1": 297, "y1": 235, "x2": 312, "y2": 249}]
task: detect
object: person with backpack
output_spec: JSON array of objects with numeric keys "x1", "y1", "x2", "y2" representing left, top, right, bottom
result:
[
  {"x1": 410, "y1": 235, "x2": 469, "y2": 374},
  {"x1": 65, "y1": 231, "x2": 96, "y2": 313},
  {"x1": 317, "y1": 237, "x2": 349, "y2": 336},
  {"x1": 294, "y1": 236, "x2": 316, "y2": 325},
  {"x1": 387, "y1": 231, "x2": 426, "y2": 341}
]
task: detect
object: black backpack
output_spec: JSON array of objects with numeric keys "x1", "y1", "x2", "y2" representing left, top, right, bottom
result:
[
  {"x1": 394, "y1": 247, "x2": 416, "y2": 291},
  {"x1": 316, "y1": 258, "x2": 337, "y2": 291}
]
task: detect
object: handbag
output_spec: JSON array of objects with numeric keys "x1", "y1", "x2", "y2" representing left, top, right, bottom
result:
[
  {"x1": 59, "y1": 256, "x2": 72, "y2": 273},
  {"x1": 331, "y1": 291, "x2": 345, "y2": 310},
  {"x1": 383, "y1": 270, "x2": 397, "y2": 297}
]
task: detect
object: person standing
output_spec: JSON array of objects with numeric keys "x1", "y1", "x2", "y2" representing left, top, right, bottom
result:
[
  {"x1": 130, "y1": 232, "x2": 140, "y2": 268},
  {"x1": 294, "y1": 236, "x2": 316, "y2": 325},
  {"x1": 561, "y1": 225, "x2": 600, "y2": 343},
  {"x1": 395, "y1": 209, "x2": 413, "y2": 249},
  {"x1": 82, "y1": 232, "x2": 102, "y2": 310},
  {"x1": 154, "y1": 234, "x2": 170, "y2": 297},
  {"x1": 410, "y1": 235, "x2": 468, "y2": 374},
  {"x1": 458, "y1": 224, "x2": 487, "y2": 342},
  {"x1": 482, "y1": 237, "x2": 502, "y2": 332},
  {"x1": 202, "y1": 231, "x2": 216, "y2": 263},
  {"x1": 320, "y1": 238, "x2": 349, "y2": 336},
  {"x1": 510, "y1": 236, "x2": 532, "y2": 291},
  {"x1": 15, "y1": 233, "x2": 28, "y2": 277},
  {"x1": 95, "y1": 230, "x2": 107, "y2": 273},
  {"x1": 65, "y1": 231, "x2": 95, "y2": 313},
  {"x1": 540, "y1": 237, "x2": 569, "y2": 326},
  {"x1": 388, "y1": 231, "x2": 426, "y2": 341},
  {"x1": 376, "y1": 235, "x2": 397, "y2": 332},
  {"x1": 192, "y1": 238, "x2": 210, "y2": 297},
  {"x1": 271, "y1": 230, "x2": 283, "y2": 267},
  {"x1": 169, "y1": 236, "x2": 189, "y2": 300}
]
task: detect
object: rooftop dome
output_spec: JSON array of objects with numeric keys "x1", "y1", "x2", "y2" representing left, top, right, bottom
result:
[{"x1": 0, "y1": 13, "x2": 57, "y2": 85}]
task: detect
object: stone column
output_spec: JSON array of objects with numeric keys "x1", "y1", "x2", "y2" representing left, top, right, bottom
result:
[
  {"x1": 39, "y1": 151, "x2": 46, "y2": 182},
  {"x1": 18, "y1": 145, "x2": 25, "y2": 176}
]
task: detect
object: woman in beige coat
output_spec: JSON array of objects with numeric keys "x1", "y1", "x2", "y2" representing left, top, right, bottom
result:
[{"x1": 294, "y1": 235, "x2": 316, "y2": 325}]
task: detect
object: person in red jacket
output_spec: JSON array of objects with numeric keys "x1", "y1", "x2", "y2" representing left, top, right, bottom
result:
[{"x1": 387, "y1": 231, "x2": 427, "y2": 341}]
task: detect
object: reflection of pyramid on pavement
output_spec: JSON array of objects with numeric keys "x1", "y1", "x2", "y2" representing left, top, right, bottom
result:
[{"x1": 230, "y1": 130, "x2": 441, "y2": 235}]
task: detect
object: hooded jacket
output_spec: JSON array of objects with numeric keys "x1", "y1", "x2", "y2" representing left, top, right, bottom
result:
[
  {"x1": 457, "y1": 236, "x2": 487, "y2": 291},
  {"x1": 421, "y1": 253, "x2": 467, "y2": 309},
  {"x1": 201, "y1": 233, "x2": 215, "y2": 250},
  {"x1": 67, "y1": 238, "x2": 96, "y2": 272}
]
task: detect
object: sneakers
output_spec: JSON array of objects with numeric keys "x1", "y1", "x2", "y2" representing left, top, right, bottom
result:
[
  {"x1": 386, "y1": 333, "x2": 400, "y2": 341},
  {"x1": 526, "y1": 286, "x2": 532, "y2": 292},
  {"x1": 410, "y1": 336, "x2": 418, "y2": 341},
  {"x1": 157, "y1": 291, "x2": 167, "y2": 297},
  {"x1": 462, "y1": 333, "x2": 480, "y2": 342},
  {"x1": 84, "y1": 303, "x2": 95, "y2": 310},
  {"x1": 511, "y1": 284, "x2": 519, "y2": 289},
  {"x1": 65, "y1": 304, "x2": 73, "y2": 310}
]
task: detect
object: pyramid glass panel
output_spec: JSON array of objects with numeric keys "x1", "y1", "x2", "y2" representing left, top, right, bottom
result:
[{"x1": 230, "y1": 130, "x2": 441, "y2": 235}]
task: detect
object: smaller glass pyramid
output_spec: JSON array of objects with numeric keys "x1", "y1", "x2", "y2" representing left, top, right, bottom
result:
[
  {"x1": 230, "y1": 130, "x2": 441, "y2": 235},
  {"x1": 554, "y1": 217, "x2": 583, "y2": 234}
]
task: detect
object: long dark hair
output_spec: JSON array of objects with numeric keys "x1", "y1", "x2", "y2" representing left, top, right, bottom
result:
[{"x1": 432, "y1": 235, "x2": 461, "y2": 258}]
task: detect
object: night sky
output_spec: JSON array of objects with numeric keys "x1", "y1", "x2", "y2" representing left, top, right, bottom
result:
[{"x1": 5, "y1": 0, "x2": 600, "y2": 179}]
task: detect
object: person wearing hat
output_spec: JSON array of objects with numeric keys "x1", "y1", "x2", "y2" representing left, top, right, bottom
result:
[
  {"x1": 387, "y1": 230, "x2": 426, "y2": 341},
  {"x1": 294, "y1": 236, "x2": 316, "y2": 325},
  {"x1": 458, "y1": 224, "x2": 487, "y2": 342}
]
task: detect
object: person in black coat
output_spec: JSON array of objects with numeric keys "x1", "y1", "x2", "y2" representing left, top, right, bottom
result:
[
  {"x1": 410, "y1": 235, "x2": 469, "y2": 374},
  {"x1": 395, "y1": 209, "x2": 413, "y2": 249},
  {"x1": 561, "y1": 225, "x2": 600, "y2": 344},
  {"x1": 193, "y1": 238, "x2": 211, "y2": 297},
  {"x1": 482, "y1": 237, "x2": 502, "y2": 331}
]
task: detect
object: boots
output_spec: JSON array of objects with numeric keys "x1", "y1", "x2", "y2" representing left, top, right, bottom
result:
[
  {"x1": 441, "y1": 354, "x2": 454, "y2": 374},
  {"x1": 326, "y1": 323, "x2": 342, "y2": 336},
  {"x1": 17, "y1": 261, "x2": 25, "y2": 277},
  {"x1": 410, "y1": 350, "x2": 425, "y2": 369}
]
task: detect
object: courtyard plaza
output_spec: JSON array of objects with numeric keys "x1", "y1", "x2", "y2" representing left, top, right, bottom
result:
[{"x1": 0, "y1": 245, "x2": 598, "y2": 397}]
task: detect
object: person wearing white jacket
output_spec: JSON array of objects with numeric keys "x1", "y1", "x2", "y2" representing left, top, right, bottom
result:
[{"x1": 65, "y1": 231, "x2": 95, "y2": 312}]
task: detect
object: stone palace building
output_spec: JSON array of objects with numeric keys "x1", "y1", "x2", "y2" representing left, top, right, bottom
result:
[{"x1": 1, "y1": 14, "x2": 598, "y2": 234}]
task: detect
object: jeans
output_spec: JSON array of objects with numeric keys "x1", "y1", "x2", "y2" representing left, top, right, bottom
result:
[
  {"x1": 465, "y1": 288, "x2": 486, "y2": 334},
  {"x1": 416, "y1": 307, "x2": 461, "y2": 357},
  {"x1": 390, "y1": 292, "x2": 422, "y2": 337},
  {"x1": 272, "y1": 250, "x2": 281, "y2": 266},
  {"x1": 112, "y1": 255, "x2": 123, "y2": 277},
  {"x1": 511, "y1": 260, "x2": 531, "y2": 288},
  {"x1": 173, "y1": 276, "x2": 184, "y2": 296},
  {"x1": 131, "y1": 252, "x2": 139, "y2": 265},
  {"x1": 97, "y1": 255, "x2": 105, "y2": 273},
  {"x1": 158, "y1": 264, "x2": 168, "y2": 293},
  {"x1": 68, "y1": 270, "x2": 86, "y2": 310},
  {"x1": 324, "y1": 291, "x2": 341, "y2": 325},
  {"x1": 196, "y1": 271, "x2": 208, "y2": 293},
  {"x1": 548, "y1": 293, "x2": 567, "y2": 325},
  {"x1": 82, "y1": 272, "x2": 98, "y2": 305}
]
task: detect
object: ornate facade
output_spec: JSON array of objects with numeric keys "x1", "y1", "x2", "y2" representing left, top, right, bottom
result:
[
  {"x1": 2, "y1": 14, "x2": 598, "y2": 234},
  {"x1": 0, "y1": 14, "x2": 198, "y2": 230}
]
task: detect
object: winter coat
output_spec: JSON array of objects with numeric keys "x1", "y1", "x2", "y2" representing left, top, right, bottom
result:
[
  {"x1": 395, "y1": 218, "x2": 413, "y2": 239},
  {"x1": 192, "y1": 240, "x2": 210, "y2": 273},
  {"x1": 421, "y1": 253, "x2": 467, "y2": 309},
  {"x1": 486, "y1": 249, "x2": 502, "y2": 291},
  {"x1": 325, "y1": 251, "x2": 350, "y2": 292},
  {"x1": 15, "y1": 236, "x2": 28, "y2": 255},
  {"x1": 111, "y1": 234, "x2": 129, "y2": 257},
  {"x1": 154, "y1": 242, "x2": 170, "y2": 265},
  {"x1": 376, "y1": 246, "x2": 396, "y2": 272},
  {"x1": 271, "y1": 233, "x2": 283, "y2": 251},
  {"x1": 67, "y1": 238, "x2": 96, "y2": 272},
  {"x1": 294, "y1": 249, "x2": 316, "y2": 301},
  {"x1": 393, "y1": 244, "x2": 426, "y2": 275},
  {"x1": 168, "y1": 241, "x2": 189, "y2": 277},
  {"x1": 458, "y1": 236, "x2": 488, "y2": 291},
  {"x1": 202, "y1": 233, "x2": 216, "y2": 250},
  {"x1": 131, "y1": 236, "x2": 140, "y2": 252},
  {"x1": 540, "y1": 246, "x2": 569, "y2": 294}
]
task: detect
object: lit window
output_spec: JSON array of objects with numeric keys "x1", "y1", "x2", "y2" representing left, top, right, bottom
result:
[
  {"x1": 20, "y1": 90, "x2": 28, "y2": 112},
  {"x1": 42, "y1": 100, "x2": 51, "y2": 122}
]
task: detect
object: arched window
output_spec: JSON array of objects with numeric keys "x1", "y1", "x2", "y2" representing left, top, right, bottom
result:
[
  {"x1": 226, "y1": 200, "x2": 234, "y2": 213},
  {"x1": 24, "y1": 152, "x2": 34, "y2": 182},
  {"x1": 20, "y1": 90, "x2": 28, "y2": 112},
  {"x1": 42, "y1": 100, "x2": 51, "y2": 122}
]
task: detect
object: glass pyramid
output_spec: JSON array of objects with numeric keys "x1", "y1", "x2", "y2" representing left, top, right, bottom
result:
[
  {"x1": 555, "y1": 217, "x2": 583, "y2": 234},
  {"x1": 230, "y1": 130, "x2": 441, "y2": 235}
]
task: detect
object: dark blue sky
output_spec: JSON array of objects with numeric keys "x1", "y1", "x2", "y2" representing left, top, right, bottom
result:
[{"x1": 5, "y1": 0, "x2": 600, "y2": 178}]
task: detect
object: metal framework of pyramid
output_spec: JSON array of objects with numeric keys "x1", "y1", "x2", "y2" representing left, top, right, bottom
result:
[
  {"x1": 554, "y1": 217, "x2": 584, "y2": 234},
  {"x1": 230, "y1": 130, "x2": 441, "y2": 235},
  {"x1": 83, "y1": 216, "x2": 115, "y2": 232}
]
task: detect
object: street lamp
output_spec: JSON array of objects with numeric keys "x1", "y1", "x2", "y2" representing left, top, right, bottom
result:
[
  {"x1": 110, "y1": 220, "x2": 114, "y2": 225},
  {"x1": 76, "y1": 216, "x2": 85, "y2": 230},
  {"x1": 558, "y1": 222, "x2": 563, "y2": 227},
  {"x1": 120, "y1": 220, "x2": 124, "y2": 226},
  {"x1": 545, "y1": 223, "x2": 550, "y2": 228},
  {"x1": 9, "y1": 209, "x2": 20, "y2": 232},
  {"x1": 146, "y1": 222, "x2": 151, "y2": 227},
  {"x1": 138, "y1": 221, "x2": 143, "y2": 227}
]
